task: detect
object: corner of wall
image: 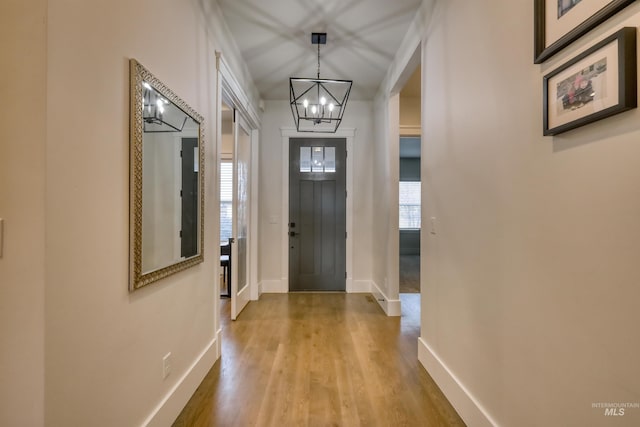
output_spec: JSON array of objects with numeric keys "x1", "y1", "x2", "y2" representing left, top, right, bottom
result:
[
  {"x1": 417, "y1": 338, "x2": 496, "y2": 427},
  {"x1": 143, "y1": 338, "x2": 218, "y2": 427},
  {"x1": 371, "y1": 281, "x2": 401, "y2": 316}
]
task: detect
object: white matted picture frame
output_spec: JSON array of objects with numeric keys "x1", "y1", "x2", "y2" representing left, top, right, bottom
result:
[
  {"x1": 543, "y1": 27, "x2": 636, "y2": 136},
  {"x1": 535, "y1": 0, "x2": 637, "y2": 63}
]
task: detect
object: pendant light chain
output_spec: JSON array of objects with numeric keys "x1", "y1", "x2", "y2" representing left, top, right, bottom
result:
[{"x1": 317, "y1": 43, "x2": 321, "y2": 79}]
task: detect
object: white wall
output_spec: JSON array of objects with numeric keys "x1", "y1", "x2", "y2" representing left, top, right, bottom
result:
[
  {"x1": 0, "y1": 1, "x2": 47, "y2": 426},
  {"x1": 369, "y1": 3, "x2": 426, "y2": 311},
  {"x1": 45, "y1": 0, "x2": 213, "y2": 423},
  {"x1": 27, "y1": 0, "x2": 260, "y2": 426},
  {"x1": 416, "y1": 0, "x2": 640, "y2": 426},
  {"x1": 258, "y1": 100, "x2": 373, "y2": 290},
  {"x1": 400, "y1": 96, "x2": 421, "y2": 129},
  {"x1": 371, "y1": 94, "x2": 400, "y2": 305}
]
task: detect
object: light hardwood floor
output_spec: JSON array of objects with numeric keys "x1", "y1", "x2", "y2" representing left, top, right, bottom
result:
[{"x1": 173, "y1": 293, "x2": 465, "y2": 427}]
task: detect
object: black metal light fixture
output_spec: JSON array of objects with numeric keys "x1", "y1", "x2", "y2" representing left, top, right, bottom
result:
[
  {"x1": 142, "y1": 81, "x2": 188, "y2": 132},
  {"x1": 290, "y1": 33, "x2": 352, "y2": 133}
]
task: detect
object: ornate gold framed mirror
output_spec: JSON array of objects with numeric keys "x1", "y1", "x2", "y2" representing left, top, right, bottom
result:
[{"x1": 129, "y1": 59, "x2": 205, "y2": 290}]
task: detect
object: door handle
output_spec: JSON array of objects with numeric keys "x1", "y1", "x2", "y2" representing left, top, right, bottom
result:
[{"x1": 289, "y1": 231, "x2": 298, "y2": 237}]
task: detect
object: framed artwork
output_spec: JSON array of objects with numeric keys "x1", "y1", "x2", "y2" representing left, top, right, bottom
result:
[
  {"x1": 534, "y1": 0, "x2": 636, "y2": 63},
  {"x1": 543, "y1": 27, "x2": 636, "y2": 136}
]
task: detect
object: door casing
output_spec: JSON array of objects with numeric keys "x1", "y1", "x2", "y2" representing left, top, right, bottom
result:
[
  {"x1": 279, "y1": 127, "x2": 358, "y2": 293},
  {"x1": 288, "y1": 138, "x2": 346, "y2": 291}
]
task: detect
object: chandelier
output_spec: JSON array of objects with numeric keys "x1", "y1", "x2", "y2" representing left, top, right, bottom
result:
[
  {"x1": 142, "y1": 81, "x2": 188, "y2": 132},
  {"x1": 289, "y1": 33, "x2": 352, "y2": 133}
]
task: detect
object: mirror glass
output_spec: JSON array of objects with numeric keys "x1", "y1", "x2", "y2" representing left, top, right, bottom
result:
[{"x1": 129, "y1": 59, "x2": 204, "y2": 290}]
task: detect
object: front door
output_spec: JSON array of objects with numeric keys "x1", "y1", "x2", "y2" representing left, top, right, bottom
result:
[{"x1": 289, "y1": 138, "x2": 346, "y2": 291}]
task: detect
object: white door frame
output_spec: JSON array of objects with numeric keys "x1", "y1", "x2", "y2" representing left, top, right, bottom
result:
[
  {"x1": 216, "y1": 52, "x2": 261, "y2": 313},
  {"x1": 279, "y1": 127, "x2": 360, "y2": 293}
]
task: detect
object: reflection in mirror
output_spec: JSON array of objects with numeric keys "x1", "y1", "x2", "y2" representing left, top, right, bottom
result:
[{"x1": 129, "y1": 59, "x2": 204, "y2": 290}]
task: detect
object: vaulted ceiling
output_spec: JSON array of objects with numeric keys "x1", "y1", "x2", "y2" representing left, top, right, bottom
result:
[{"x1": 217, "y1": 0, "x2": 423, "y2": 101}]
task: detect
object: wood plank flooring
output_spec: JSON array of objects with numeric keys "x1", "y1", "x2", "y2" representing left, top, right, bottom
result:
[
  {"x1": 173, "y1": 293, "x2": 465, "y2": 427},
  {"x1": 399, "y1": 255, "x2": 420, "y2": 293}
]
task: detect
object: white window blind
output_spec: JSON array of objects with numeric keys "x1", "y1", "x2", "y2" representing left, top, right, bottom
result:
[
  {"x1": 220, "y1": 162, "x2": 233, "y2": 242},
  {"x1": 399, "y1": 181, "x2": 421, "y2": 229}
]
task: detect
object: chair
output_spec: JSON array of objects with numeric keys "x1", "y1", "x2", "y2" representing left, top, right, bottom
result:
[{"x1": 220, "y1": 241, "x2": 231, "y2": 297}]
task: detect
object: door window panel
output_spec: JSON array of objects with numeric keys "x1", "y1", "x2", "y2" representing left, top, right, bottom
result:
[
  {"x1": 300, "y1": 146, "x2": 336, "y2": 173},
  {"x1": 300, "y1": 147, "x2": 311, "y2": 172},
  {"x1": 311, "y1": 147, "x2": 324, "y2": 172}
]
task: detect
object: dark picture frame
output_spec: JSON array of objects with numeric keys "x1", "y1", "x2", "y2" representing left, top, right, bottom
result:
[
  {"x1": 543, "y1": 27, "x2": 636, "y2": 136},
  {"x1": 534, "y1": 0, "x2": 636, "y2": 63}
]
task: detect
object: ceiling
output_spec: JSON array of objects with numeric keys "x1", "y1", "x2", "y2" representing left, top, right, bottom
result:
[{"x1": 216, "y1": 0, "x2": 423, "y2": 101}]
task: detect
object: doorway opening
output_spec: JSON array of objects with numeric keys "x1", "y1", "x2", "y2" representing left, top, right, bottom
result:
[
  {"x1": 398, "y1": 63, "x2": 421, "y2": 315},
  {"x1": 399, "y1": 136, "x2": 421, "y2": 294},
  {"x1": 219, "y1": 101, "x2": 234, "y2": 299},
  {"x1": 218, "y1": 99, "x2": 252, "y2": 320},
  {"x1": 288, "y1": 138, "x2": 347, "y2": 292},
  {"x1": 279, "y1": 127, "x2": 356, "y2": 293}
]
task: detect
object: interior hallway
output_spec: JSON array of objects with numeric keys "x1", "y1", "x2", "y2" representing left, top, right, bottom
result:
[{"x1": 174, "y1": 294, "x2": 464, "y2": 426}]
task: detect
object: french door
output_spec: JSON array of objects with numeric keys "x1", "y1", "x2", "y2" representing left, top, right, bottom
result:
[{"x1": 231, "y1": 115, "x2": 251, "y2": 319}]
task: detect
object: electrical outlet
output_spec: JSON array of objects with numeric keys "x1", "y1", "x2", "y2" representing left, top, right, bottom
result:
[{"x1": 162, "y1": 352, "x2": 172, "y2": 379}]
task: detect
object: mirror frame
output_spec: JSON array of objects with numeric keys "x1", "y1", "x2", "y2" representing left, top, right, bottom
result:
[{"x1": 129, "y1": 59, "x2": 205, "y2": 290}]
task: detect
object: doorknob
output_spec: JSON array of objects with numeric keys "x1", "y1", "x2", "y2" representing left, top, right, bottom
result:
[{"x1": 289, "y1": 231, "x2": 298, "y2": 237}]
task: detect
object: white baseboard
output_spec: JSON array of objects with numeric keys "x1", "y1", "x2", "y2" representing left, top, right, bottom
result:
[
  {"x1": 370, "y1": 281, "x2": 401, "y2": 316},
  {"x1": 348, "y1": 279, "x2": 371, "y2": 293},
  {"x1": 143, "y1": 337, "x2": 218, "y2": 427},
  {"x1": 215, "y1": 329, "x2": 222, "y2": 360},
  {"x1": 417, "y1": 337, "x2": 497, "y2": 427},
  {"x1": 387, "y1": 299, "x2": 401, "y2": 316},
  {"x1": 260, "y1": 279, "x2": 372, "y2": 294}
]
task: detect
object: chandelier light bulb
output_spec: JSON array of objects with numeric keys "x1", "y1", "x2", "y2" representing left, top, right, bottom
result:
[
  {"x1": 311, "y1": 105, "x2": 317, "y2": 115},
  {"x1": 328, "y1": 103, "x2": 335, "y2": 112},
  {"x1": 303, "y1": 99, "x2": 309, "y2": 109},
  {"x1": 320, "y1": 96, "x2": 326, "y2": 106}
]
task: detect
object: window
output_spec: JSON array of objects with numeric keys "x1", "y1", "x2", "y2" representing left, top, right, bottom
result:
[
  {"x1": 399, "y1": 181, "x2": 421, "y2": 229},
  {"x1": 300, "y1": 146, "x2": 335, "y2": 173},
  {"x1": 220, "y1": 161, "x2": 233, "y2": 242}
]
